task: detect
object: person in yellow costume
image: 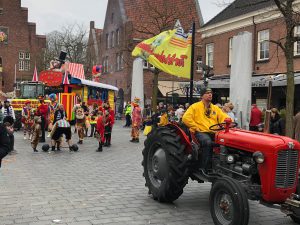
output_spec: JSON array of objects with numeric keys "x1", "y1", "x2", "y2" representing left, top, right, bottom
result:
[
  {"x1": 182, "y1": 87, "x2": 230, "y2": 171},
  {"x1": 157, "y1": 109, "x2": 168, "y2": 126}
]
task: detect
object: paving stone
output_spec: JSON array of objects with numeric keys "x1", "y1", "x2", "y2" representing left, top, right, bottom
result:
[{"x1": 0, "y1": 121, "x2": 296, "y2": 225}]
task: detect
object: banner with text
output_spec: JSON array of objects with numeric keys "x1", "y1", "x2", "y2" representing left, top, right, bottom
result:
[{"x1": 132, "y1": 27, "x2": 192, "y2": 79}]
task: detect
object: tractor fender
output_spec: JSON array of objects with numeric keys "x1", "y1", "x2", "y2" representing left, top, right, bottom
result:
[{"x1": 166, "y1": 123, "x2": 192, "y2": 154}]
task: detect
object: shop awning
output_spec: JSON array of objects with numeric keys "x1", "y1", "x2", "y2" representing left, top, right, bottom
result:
[
  {"x1": 71, "y1": 78, "x2": 119, "y2": 91},
  {"x1": 158, "y1": 81, "x2": 188, "y2": 97}
]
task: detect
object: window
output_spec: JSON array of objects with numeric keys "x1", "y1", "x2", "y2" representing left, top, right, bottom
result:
[
  {"x1": 19, "y1": 52, "x2": 25, "y2": 59},
  {"x1": 294, "y1": 25, "x2": 300, "y2": 56},
  {"x1": 149, "y1": 63, "x2": 155, "y2": 69},
  {"x1": 206, "y1": 43, "x2": 214, "y2": 68},
  {"x1": 25, "y1": 52, "x2": 30, "y2": 59},
  {"x1": 228, "y1": 38, "x2": 233, "y2": 65},
  {"x1": 116, "y1": 29, "x2": 120, "y2": 46},
  {"x1": 143, "y1": 60, "x2": 149, "y2": 69},
  {"x1": 120, "y1": 53, "x2": 124, "y2": 69},
  {"x1": 0, "y1": 8, "x2": 3, "y2": 15},
  {"x1": 106, "y1": 33, "x2": 109, "y2": 49},
  {"x1": 196, "y1": 56, "x2": 202, "y2": 73},
  {"x1": 116, "y1": 54, "x2": 120, "y2": 71},
  {"x1": 111, "y1": 32, "x2": 115, "y2": 48},
  {"x1": 19, "y1": 51, "x2": 30, "y2": 71},
  {"x1": 257, "y1": 29, "x2": 269, "y2": 60}
]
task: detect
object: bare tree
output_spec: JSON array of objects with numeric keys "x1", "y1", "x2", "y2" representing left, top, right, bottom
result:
[{"x1": 44, "y1": 23, "x2": 88, "y2": 70}]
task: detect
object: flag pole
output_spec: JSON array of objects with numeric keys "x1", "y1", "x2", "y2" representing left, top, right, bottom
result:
[{"x1": 189, "y1": 21, "x2": 195, "y2": 105}]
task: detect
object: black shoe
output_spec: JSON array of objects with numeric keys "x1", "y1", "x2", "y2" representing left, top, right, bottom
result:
[
  {"x1": 56, "y1": 148, "x2": 61, "y2": 151},
  {"x1": 33, "y1": 149, "x2": 38, "y2": 152},
  {"x1": 77, "y1": 140, "x2": 83, "y2": 144},
  {"x1": 103, "y1": 143, "x2": 108, "y2": 147},
  {"x1": 51, "y1": 146, "x2": 56, "y2": 151},
  {"x1": 130, "y1": 139, "x2": 135, "y2": 142},
  {"x1": 69, "y1": 147, "x2": 73, "y2": 151},
  {"x1": 96, "y1": 147, "x2": 103, "y2": 152}
]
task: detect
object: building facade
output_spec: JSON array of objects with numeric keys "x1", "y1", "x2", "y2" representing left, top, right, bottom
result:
[
  {"x1": 87, "y1": 0, "x2": 204, "y2": 104},
  {"x1": 0, "y1": 0, "x2": 46, "y2": 93},
  {"x1": 200, "y1": 0, "x2": 300, "y2": 109}
]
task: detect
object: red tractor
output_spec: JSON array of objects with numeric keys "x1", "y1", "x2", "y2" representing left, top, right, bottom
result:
[{"x1": 142, "y1": 119, "x2": 300, "y2": 225}]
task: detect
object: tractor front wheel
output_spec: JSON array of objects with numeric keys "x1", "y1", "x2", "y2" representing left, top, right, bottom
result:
[
  {"x1": 142, "y1": 127, "x2": 189, "y2": 203},
  {"x1": 210, "y1": 177, "x2": 249, "y2": 225}
]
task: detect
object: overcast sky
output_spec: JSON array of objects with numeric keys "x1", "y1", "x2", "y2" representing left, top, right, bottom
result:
[{"x1": 21, "y1": 0, "x2": 225, "y2": 35}]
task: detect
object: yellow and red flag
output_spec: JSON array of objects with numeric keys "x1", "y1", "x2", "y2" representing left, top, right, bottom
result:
[{"x1": 132, "y1": 26, "x2": 192, "y2": 79}]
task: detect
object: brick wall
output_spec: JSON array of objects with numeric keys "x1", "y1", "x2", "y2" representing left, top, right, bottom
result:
[
  {"x1": 0, "y1": 0, "x2": 46, "y2": 92},
  {"x1": 201, "y1": 17, "x2": 300, "y2": 77}
]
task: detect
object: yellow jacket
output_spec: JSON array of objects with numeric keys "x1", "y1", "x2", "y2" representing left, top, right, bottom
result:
[
  {"x1": 158, "y1": 113, "x2": 168, "y2": 126},
  {"x1": 182, "y1": 101, "x2": 230, "y2": 133}
]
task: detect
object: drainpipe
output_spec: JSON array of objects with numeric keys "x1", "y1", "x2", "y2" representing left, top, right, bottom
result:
[{"x1": 252, "y1": 16, "x2": 257, "y2": 73}]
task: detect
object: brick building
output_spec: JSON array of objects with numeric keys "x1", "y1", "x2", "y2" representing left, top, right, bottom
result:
[
  {"x1": 87, "y1": 0, "x2": 204, "y2": 105},
  {"x1": 0, "y1": 0, "x2": 46, "y2": 93},
  {"x1": 200, "y1": 0, "x2": 300, "y2": 109}
]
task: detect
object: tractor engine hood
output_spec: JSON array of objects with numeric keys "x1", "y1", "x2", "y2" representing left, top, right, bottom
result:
[{"x1": 215, "y1": 129, "x2": 300, "y2": 153}]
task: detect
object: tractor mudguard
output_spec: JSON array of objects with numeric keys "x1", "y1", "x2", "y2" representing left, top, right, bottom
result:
[{"x1": 166, "y1": 123, "x2": 192, "y2": 154}]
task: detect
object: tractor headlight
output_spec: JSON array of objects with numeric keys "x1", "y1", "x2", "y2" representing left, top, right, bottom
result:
[
  {"x1": 253, "y1": 151, "x2": 264, "y2": 164},
  {"x1": 226, "y1": 154, "x2": 235, "y2": 164}
]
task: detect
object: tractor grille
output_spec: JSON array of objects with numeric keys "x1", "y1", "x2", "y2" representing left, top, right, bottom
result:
[{"x1": 275, "y1": 150, "x2": 299, "y2": 188}]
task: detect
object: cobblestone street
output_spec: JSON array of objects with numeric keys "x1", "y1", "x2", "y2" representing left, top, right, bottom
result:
[{"x1": 0, "y1": 121, "x2": 297, "y2": 225}]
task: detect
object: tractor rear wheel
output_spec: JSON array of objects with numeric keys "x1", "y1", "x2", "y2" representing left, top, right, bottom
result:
[
  {"x1": 142, "y1": 127, "x2": 189, "y2": 203},
  {"x1": 210, "y1": 177, "x2": 249, "y2": 225}
]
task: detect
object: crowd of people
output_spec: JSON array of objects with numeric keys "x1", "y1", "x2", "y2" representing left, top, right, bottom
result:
[{"x1": 0, "y1": 88, "x2": 300, "y2": 169}]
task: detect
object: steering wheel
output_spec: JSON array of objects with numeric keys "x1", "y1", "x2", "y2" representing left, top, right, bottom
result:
[{"x1": 209, "y1": 122, "x2": 238, "y2": 131}]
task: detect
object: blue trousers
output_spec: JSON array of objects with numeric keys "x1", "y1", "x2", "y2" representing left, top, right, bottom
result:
[{"x1": 195, "y1": 132, "x2": 214, "y2": 169}]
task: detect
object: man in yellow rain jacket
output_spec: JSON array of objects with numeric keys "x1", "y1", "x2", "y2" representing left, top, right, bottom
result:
[{"x1": 182, "y1": 87, "x2": 230, "y2": 171}]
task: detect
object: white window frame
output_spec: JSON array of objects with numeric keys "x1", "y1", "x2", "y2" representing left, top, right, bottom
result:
[
  {"x1": 120, "y1": 53, "x2": 124, "y2": 69},
  {"x1": 25, "y1": 52, "x2": 30, "y2": 60},
  {"x1": 19, "y1": 52, "x2": 25, "y2": 59},
  {"x1": 257, "y1": 29, "x2": 269, "y2": 61},
  {"x1": 19, "y1": 60, "x2": 24, "y2": 71},
  {"x1": 24, "y1": 61, "x2": 30, "y2": 71},
  {"x1": 116, "y1": 54, "x2": 120, "y2": 71},
  {"x1": 205, "y1": 43, "x2": 214, "y2": 68},
  {"x1": 106, "y1": 33, "x2": 109, "y2": 49},
  {"x1": 149, "y1": 63, "x2": 155, "y2": 69},
  {"x1": 228, "y1": 38, "x2": 233, "y2": 65},
  {"x1": 196, "y1": 56, "x2": 202, "y2": 73},
  {"x1": 294, "y1": 25, "x2": 300, "y2": 56},
  {"x1": 111, "y1": 32, "x2": 115, "y2": 48}
]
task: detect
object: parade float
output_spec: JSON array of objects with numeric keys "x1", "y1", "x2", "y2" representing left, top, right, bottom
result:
[{"x1": 10, "y1": 56, "x2": 118, "y2": 121}]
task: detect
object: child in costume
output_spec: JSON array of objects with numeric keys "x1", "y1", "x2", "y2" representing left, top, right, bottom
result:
[
  {"x1": 31, "y1": 115, "x2": 41, "y2": 152},
  {"x1": 47, "y1": 93, "x2": 59, "y2": 137},
  {"x1": 143, "y1": 116, "x2": 153, "y2": 136},
  {"x1": 21, "y1": 100, "x2": 32, "y2": 140},
  {"x1": 103, "y1": 110, "x2": 112, "y2": 147},
  {"x1": 75, "y1": 107, "x2": 89, "y2": 144},
  {"x1": 95, "y1": 111, "x2": 104, "y2": 152}
]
